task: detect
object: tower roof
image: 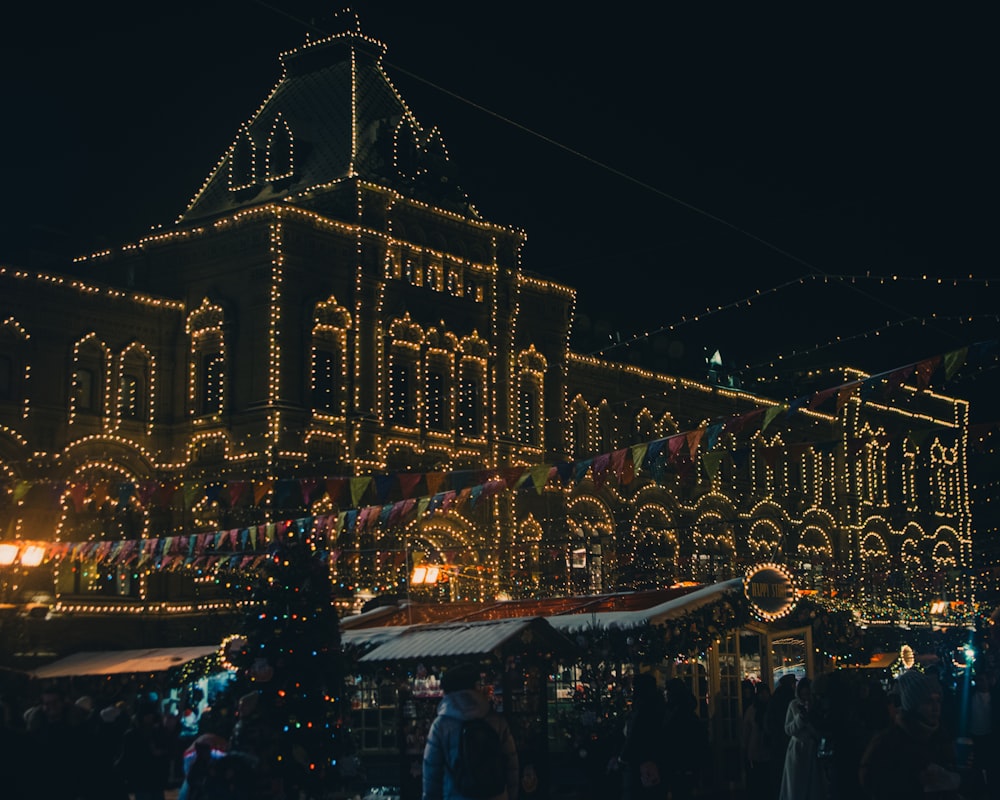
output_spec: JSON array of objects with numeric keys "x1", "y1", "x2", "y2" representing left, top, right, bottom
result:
[{"x1": 178, "y1": 17, "x2": 476, "y2": 225}]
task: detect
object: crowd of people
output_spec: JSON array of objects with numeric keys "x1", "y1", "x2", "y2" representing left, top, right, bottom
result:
[
  {"x1": 738, "y1": 665, "x2": 997, "y2": 800},
  {"x1": 0, "y1": 677, "x2": 275, "y2": 800},
  {"x1": 1, "y1": 659, "x2": 996, "y2": 800}
]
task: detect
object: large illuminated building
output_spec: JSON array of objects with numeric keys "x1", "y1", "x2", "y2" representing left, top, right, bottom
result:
[{"x1": 0, "y1": 23, "x2": 973, "y2": 654}]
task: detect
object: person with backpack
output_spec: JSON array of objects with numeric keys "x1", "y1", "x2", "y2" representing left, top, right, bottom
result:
[{"x1": 422, "y1": 663, "x2": 519, "y2": 800}]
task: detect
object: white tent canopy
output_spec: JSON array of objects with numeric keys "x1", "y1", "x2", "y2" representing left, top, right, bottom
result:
[
  {"x1": 31, "y1": 645, "x2": 218, "y2": 679},
  {"x1": 546, "y1": 579, "x2": 744, "y2": 633}
]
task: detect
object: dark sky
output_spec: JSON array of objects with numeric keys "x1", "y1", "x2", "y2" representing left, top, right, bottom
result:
[{"x1": 2, "y1": 3, "x2": 996, "y2": 416}]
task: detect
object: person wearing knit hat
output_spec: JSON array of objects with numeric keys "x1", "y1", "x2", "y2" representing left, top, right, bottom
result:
[
  {"x1": 860, "y1": 670, "x2": 962, "y2": 799},
  {"x1": 895, "y1": 669, "x2": 943, "y2": 724}
]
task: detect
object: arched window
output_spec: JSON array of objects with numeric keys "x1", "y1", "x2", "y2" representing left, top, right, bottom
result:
[
  {"x1": 71, "y1": 335, "x2": 108, "y2": 423},
  {"x1": 73, "y1": 368, "x2": 95, "y2": 412},
  {"x1": 229, "y1": 130, "x2": 256, "y2": 189},
  {"x1": 117, "y1": 344, "x2": 153, "y2": 426},
  {"x1": 266, "y1": 115, "x2": 294, "y2": 180},
  {"x1": 186, "y1": 299, "x2": 226, "y2": 419},
  {"x1": 311, "y1": 298, "x2": 350, "y2": 416}
]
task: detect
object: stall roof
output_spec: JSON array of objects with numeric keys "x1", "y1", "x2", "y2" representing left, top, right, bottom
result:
[
  {"x1": 545, "y1": 579, "x2": 745, "y2": 632},
  {"x1": 357, "y1": 617, "x2": 571, "y2": 663},
  {"x1": 31, "y1": 645, "x2": 218, "y2": 679},
  {"x1": 339, "y1": 584, "x2": 715, "y2": 630}
]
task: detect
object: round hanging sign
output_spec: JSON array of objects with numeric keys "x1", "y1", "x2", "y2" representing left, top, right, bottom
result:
[{"x1": 744, "y1": 563, "x2": 797, "y2": 620}]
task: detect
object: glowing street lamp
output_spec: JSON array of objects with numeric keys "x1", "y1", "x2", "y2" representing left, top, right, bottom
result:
[
  {"x1": 20, "y1": 545, "x2": 45, "y2": 567},
  {"x1": 0, "y1": 543, "x2": 18, "y2": 566}
]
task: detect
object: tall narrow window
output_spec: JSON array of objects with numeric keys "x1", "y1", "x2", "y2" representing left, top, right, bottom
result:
[
  {"x1": 426, "y1": 370, "x2": 445, "y2": 431},
  {"x1": 119, "y1": 374, "x2": 140, "y2": 419},
  {"x1": 519, "y1": 383, "x2": 540, "y2": 447},
  {"x1": 313, "y1": 349, "x2": 339, "y2": 412},
  {"x1": 458, "y1": 372, "x2": 482, "y2": 437},
  {"x1": 267, "y1": 116, "x2": 294, "y2": 179},
  {"x1": 389, "y1": 362, "x2": 412, "y2": 425},
  {"x1": 73, "y1": 368, "x2": 95, "y2": 412},
  {"x1": 201, "y1": 352, "x2": 225, "y2": 415},
  {"x1": 230, "y1": 131, "x2": 256, "y2": 189}
]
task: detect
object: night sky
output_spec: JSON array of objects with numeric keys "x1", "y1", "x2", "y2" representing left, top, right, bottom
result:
[{"x1": 2, "y1": 3, "x2": 996, "y2": 418}]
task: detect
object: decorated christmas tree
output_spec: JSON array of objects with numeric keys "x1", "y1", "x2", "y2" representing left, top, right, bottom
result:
[{"x1": 235, "y1": 523, "x2": 346, "y2": 798}]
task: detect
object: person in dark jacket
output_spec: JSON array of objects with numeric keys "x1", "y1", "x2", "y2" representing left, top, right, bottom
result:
[
  {"x1": 619, "y1": 673, "x2": 668, "y2": 800},
  {"x1": 117, "y1": 700, "x2": 172, "y2": 800},
  {"x1": 860, "y1": 669, "x2": 961, "y2": 799},
  {"x1": 422, "y1": 664, "x2": 518, "y2": 800},
  {"x1": 764, "y1": 673, "x2": 797, "y2": 786},
  {"x1": 662, "y1": 678, "x2": 710, "y2": 800}
]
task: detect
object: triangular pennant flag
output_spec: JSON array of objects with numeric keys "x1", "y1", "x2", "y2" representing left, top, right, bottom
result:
[
  {"x1": 228, "y1": 481, "x2": 248, "y2": 507},
  {"x1": 300, "y1": 478, "x2": 322, "y2": 506},
  {"x1": 118, "y1": 482, "x2": 135, "y2": 506},
  {"x1": 416, "y1": 497, "x2": 430, "y2": 517},
  {"x1": 837, "y1": 384, "x2": 859, "y2": 413},
  {"x1": 943, "y1": 347, "x2": 968, "y2": 380},
  {"x1": 274, "y1": 479, "x2": 296, "y2": 509},
  {"x1": 426, "y1": 472, "x2": 446, "y2": 496},
  {"x1": 555, "y1": 461, "x2": 574, "y2": 486},
  {"x1": 702, "y1": 451, "x2": 724, "y2": 480},
  {"x1": 762, "y1": 405, "x2": 786, "y2": 433},
  {"x1": 591, "y1": 453, "x2": 611, "y2": 487},
  {"x1": 137, "y1": 481, "x2": 158, "y2": 506},
  {"x1": 529, "y1": 464, "x2": 551, "y2": 494},
  {"x1": 666, "y1": 434, "x2": 687, "y2": 463},
  {"x1": 69, "y1": 482, "x2": 88, "y2": 512},
  {"x1": 374, "y1": 475, "x2": 395, "y2": 503},
  {"x1": 182, "y1": 482, "x2": 203, "y2": 510},
  {"x1": 884, "y1": 366, "x2": 914, "y2": 396},
  {"x1": 350, "y1": 476, "x2": 372, "y2": 508},
  {"x1": 914, "y1": 356, "x2": 941, "y2": 390},
  {"x1": 609, "y1": 449, "x2": 628, "y2": 480},
  {"x1": 703, "y1": 422, "x2": 723, "y2": 452},
  {"x1": 573, "y1": 459, "x2": 592, "y2": 484},
  {"x1": 324, "y1": 478, "x2": 347, "y2": 506},
  {"x1": 398, "y1": 473, "x2": 423, "y2": 500},
  {"x1": 253, "y1": 480, "x2": 272, "y2": 506},
  {"x1": 807, "y1": 387, "x2": 838, "y2": 411},
  {"x1": 468, "y1": 485, "x2": 483, "y2": 508},
  {"x1": 91, "y1": 481, "x2": 110, "y2": 508},
  {"x1": 686, "y1": 428, "x2": 705, "y2": 458},
  {"x1": 630, "y1": 444, "x2": 648, "y2": 473}
]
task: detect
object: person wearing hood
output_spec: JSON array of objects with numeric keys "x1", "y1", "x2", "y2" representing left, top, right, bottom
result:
[
  {"x1": 859, "y1": 669, "x2": 962, "y2": 799},
  {"x1": 422, "y1": 664, "x2": 518, "y2": 800}
]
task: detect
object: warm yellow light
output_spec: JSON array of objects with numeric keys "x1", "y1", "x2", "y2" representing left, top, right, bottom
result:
[
  {"x1": 0, "y1": 543, "x2": 18, "y2": 566},
  {"x1": 411, "y1": 566, "x2": 427, "y2": 584},
  {"x1": 20, "y1": 545, "x2": 45, "y2": 567},
  {"x1": 424, "y1": 566, "x2": 440, "y2": 583}
]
